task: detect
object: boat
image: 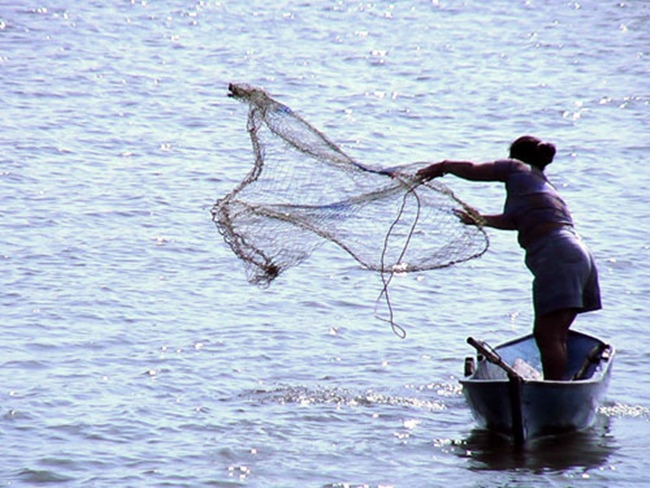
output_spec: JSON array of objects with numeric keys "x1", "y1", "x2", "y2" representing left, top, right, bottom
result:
[{"x1": 460, "y1": 329, "x2": 614, "y2": 445}]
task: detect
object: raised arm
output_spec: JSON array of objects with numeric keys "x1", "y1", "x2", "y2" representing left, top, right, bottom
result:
[{"x1": 417, "y1": 160, "x2": 502, "y2": 182}]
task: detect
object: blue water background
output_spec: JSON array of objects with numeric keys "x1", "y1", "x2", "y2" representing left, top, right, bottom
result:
[{"x1": 1, "y1": 1, "x2": 649, "y2": 486}]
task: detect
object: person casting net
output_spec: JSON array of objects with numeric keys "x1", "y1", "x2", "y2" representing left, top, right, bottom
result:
[{"x1": 212, "y1": 83, "x2": 489, "y2": 333}]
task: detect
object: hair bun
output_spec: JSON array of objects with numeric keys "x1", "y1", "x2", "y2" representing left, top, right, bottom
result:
[
  {"x1": 537, "y1": 141, "x2": 556, "y2": 164},
  {"x1": 510, "y1": 135, "x2": 556, "y2": 169}
]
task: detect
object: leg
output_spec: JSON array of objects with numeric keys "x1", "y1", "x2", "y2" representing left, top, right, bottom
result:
[{"x1": 533, "y1": 308, "x2": 578, "y2": 380}]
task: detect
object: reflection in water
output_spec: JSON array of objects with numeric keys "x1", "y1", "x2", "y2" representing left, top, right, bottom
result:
[{"x1": 453, "y1": 414, "x2": 617, "y2": 472}]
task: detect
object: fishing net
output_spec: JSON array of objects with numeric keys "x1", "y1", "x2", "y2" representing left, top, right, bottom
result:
[{"x1": 212, "y1": 84, "x2": 488, "y2": 333}]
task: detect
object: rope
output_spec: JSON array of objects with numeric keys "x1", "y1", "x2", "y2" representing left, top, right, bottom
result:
[{"x1": 374, "y1": 177, "x2": 423, "y2": 338}]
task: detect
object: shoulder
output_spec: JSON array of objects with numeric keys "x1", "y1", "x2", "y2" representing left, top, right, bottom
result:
[
  {"x1": 494, "y1": 158, "x2": 528, "y2": 171},
  {"x1": 493, "y1": 158, "x2": 529, "y2": 179}
]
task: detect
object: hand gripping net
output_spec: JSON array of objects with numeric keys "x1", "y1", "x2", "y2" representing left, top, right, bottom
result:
[{"x1": 212, "y1": 84, "x2": 488, "y2": 333}]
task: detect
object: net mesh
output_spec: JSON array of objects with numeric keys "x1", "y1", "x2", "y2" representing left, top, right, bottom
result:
[{"x1": 213, "y1": 83, "x2": 488, "y2": 294}]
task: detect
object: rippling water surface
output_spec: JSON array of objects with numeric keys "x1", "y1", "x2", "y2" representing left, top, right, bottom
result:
[{"x1": 2, "y1": 1, "x2": 649, "y2": 486}]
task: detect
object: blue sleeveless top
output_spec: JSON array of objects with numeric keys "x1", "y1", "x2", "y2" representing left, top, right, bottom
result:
[{"x1": 494, "y1": 159, "x2": 574, "y2": 248}]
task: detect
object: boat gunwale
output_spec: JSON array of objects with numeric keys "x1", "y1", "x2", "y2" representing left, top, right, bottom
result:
[{"x1": 459, "y1": 329, "x2": 615, "y2": 385}]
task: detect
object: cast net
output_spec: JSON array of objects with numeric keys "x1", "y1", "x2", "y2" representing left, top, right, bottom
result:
[{"x1": 212, "y1": 84, "x2": 489, "y2": 334}]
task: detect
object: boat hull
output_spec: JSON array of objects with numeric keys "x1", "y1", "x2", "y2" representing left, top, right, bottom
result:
[{"x1": 460, "y1": 330, "x2": 614, "y2": 442}]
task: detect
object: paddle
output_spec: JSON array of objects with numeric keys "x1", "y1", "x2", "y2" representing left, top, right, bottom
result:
[
  {"x1": 467, "y1": 337, "x2": 525, "y2": 446},
  {"x1": 466, "y1": 337, "x2": 523, "y2": 380},
  {"x1": 572, "y1": 343, "x2": 612, "y2": 380}
]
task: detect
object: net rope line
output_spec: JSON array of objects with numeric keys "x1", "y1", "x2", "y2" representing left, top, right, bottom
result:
[
  {"x1": 375, "y1": 180, "x2": 422, "y2": 338},
  {"x1": 213, "y1": 83, "x2": 489, "y2": 336}
]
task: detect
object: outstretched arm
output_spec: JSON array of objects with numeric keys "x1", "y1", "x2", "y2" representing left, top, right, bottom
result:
[
  {"x1": 417, "y1": 160, "x2": 502, "y2": 182},
  {"x1": 481, "y1": 213, "x2": 516, "y2": 230},
  {"x1": 419, "y1": 160, "x2": 515, "y2": 230},
  {"x1": 455, "y1": 209, "x2": 516, "y2": 230}
]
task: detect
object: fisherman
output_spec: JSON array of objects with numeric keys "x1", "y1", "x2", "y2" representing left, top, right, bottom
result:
[{"x1": 417, "y1": 136, "x2": 601, "y2": 380}]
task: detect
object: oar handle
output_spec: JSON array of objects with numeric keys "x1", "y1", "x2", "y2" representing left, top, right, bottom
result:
[
  {"x1": 572, "y1": 343, "x2": 611, "y2": 380},
  {"x1": 467, "y1": 337, "x2": 523, "y2": 380}
]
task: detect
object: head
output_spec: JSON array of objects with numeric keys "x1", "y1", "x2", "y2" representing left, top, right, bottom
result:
[{"x1": 509, "y1": 135, "x2": 556, "y2": 170}]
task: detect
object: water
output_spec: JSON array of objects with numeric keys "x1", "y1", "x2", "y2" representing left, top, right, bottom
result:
[{"x1": 1, "y1": 0, "x2": 649, "y2": 486}]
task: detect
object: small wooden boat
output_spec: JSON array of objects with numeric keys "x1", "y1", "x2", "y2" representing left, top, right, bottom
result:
[{"x1": 460, "y1": 329, "x2": 614, "y2": 445}]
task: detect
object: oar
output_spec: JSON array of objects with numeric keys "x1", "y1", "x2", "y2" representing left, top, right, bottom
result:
[
  {"x1": 467, "y1": 337, "x2": 525, "y2": 446},
  {"x1": 467, "y1": 337, "x2": 523, "y2": 380},
  {"x1": 572, "y1": 343, "x2": 611, "y2": 380}
]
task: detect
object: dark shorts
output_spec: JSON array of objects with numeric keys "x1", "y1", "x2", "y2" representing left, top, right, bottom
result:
[{"x1": 525, "y1": 228, "x2": 602, "y2": 316}]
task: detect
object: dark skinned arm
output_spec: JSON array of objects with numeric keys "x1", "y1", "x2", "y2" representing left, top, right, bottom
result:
[
  {"x1": 417, "y1": 160, "x2": 503, "y2": 182},
  {"x1": 420, "y1": 160, "x2": 516, "y2": 230}
]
